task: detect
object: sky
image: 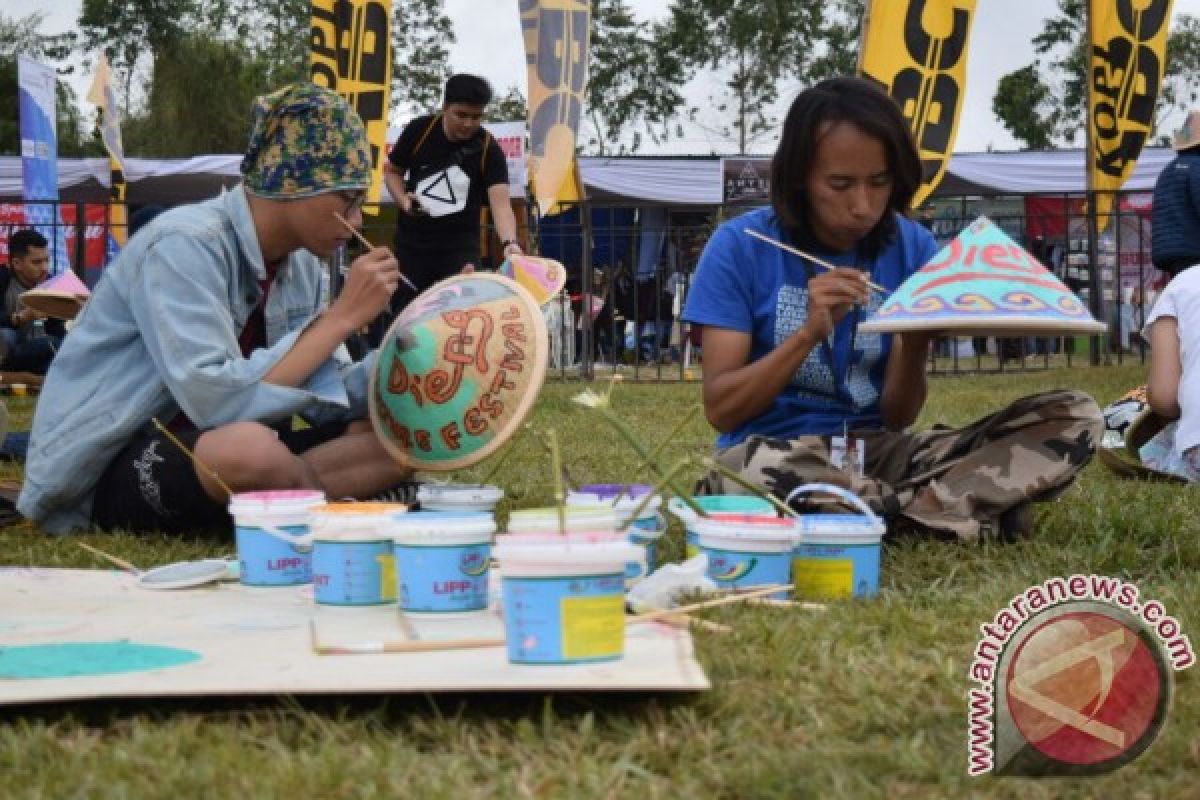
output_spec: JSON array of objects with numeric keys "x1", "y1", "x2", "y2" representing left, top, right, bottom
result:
[{"x1": 23, "y1": 0, "x2": 1200, "y2": 155}]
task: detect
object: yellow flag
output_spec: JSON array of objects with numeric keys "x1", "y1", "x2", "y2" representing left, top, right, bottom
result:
[
  {"x1": 859, "y1": 0, "x2": 978, "y2": 208},
  {"x1": 521, "y1": 0, "x2": 590, "y2": 216},
  {"x1": 86, "y1": 53, "x2": 127, "y2": 250},
  {"x1": 1088, "y1": 0, "x2": 1174, "y2": 232},
  {"x1": 310, "y1": 0, "x2": 393, "y2": 210}
]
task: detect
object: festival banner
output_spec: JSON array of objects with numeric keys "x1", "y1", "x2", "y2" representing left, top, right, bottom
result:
[
  {"x1": 86, "y1": 53, "x2": 128, "y2": 261},
  {"x1": 17, "y1": 55, "x2": 69, "y2": 275},
  {"x1": 310, "y1": 0, "x2": 393, "y2": 210},
  {"x1": 1087, "y1": 0, "x2": 1173, "y2": 232},
  {"x1": 859, "y1": 0, "x2": 979, "y2": 208},
  {"x1": 484, "y1": 121, "x2": 529, "y2": 200},
  {"x1": 520, "y1": 0, "x2": 590, "y2": 215}
]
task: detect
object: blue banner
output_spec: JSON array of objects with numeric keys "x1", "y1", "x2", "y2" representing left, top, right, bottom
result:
[{"x1": 17, "y1": 55, "x2": 68, "y2": 276}]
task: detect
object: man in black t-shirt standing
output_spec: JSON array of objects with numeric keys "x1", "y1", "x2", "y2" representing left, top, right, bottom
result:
[{"x1": 382, "y1": 74, "x2": 522, "y2": 318}]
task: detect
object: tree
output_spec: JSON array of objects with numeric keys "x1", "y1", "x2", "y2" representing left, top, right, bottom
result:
[
  {"x1": 662, "y1": 0, "x2": 854, "y2": 153},
  {"x1": 990, "y1": 64, "x2": 1059, "y2": 150},
  {"x1": 584, "y1": 0, "x2": 688, "y2": 155},
  {"x1": 122, "y1": 33, "x2": 274, "y2": 157},
  {"x1": 489, "y1": 85, "x2": 528, "y2": 124},
  {"x1": 78, "y1": 0, "x2": 197, "y2": 113},
  {"x1": 991, "y1": 1, "x2": 1200, "y2": 147},
  {"x1": 0, "y1": 11, "x2": 93, "y2": 157},
  {"x1": 391, "y1": 0, "x2": 454, "y2": 122}
]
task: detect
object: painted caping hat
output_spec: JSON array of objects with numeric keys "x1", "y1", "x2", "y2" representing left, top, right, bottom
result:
[
  {"x1": 240, "y1": 83, "x2": 372, "y2": 198},
  {"x1": 1173, "y1": 109, "x2": 1200, "y2": 152}
]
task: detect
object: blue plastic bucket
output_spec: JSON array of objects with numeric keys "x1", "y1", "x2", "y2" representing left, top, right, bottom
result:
[
  {"x1": 228, "y1": 490, "x2": 326, "y2": 586},
  {"x1": 668, "y1": 495, "x2": 777, "y2": 558},
  {"x1": 494, "y1": 532, "x2": 644, "y2": 665},
  {"x1": 309, "y1": 504, "x2": 402, "y2": 606},
  {"x1": 693, "y1": 514, "x2": 798, "y2": 600},
  {"x1": 787, "y1": 484, "x2": 886, "y2": 599},
  {"x1": 568, "y1": 486, "x2": 666, "y2": 581},
  {"x1": 389, "y1": 511, "x2": 496, "y2": 613}
]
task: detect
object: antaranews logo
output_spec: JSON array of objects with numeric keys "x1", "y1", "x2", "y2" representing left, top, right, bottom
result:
[{"x1": 966, "y1": 574, "x2": 1194, "y2": 777}]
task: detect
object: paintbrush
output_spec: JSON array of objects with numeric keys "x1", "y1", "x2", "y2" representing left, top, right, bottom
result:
[
  {"x1": 309, "y1": 620, "x2": 503, "y2": 655},
  {"x1": 628, "y1": 583, "x2": 825, "y2": 624},
  {"x1": 76, "y1": 541, "x2": 142, "y2": 576},
  {"x1": 332, "y1": 211, "x2": 419, "y2": 293},
  {"x1": 745, "y1": 229, "x2": 889, "y2": 295},
  {"x1": 152, "y1": 417, "x2": 234, "y2": 499}
]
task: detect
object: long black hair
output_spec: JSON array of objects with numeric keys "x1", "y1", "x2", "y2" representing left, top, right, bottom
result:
[{"x1": 769, "y1": 76, "x2": 922, "y2": 258}]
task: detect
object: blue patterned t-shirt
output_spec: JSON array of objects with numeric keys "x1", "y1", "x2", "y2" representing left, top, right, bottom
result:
[{"x1": 682, "y1": 208, "x2": 937, "y2": 448}]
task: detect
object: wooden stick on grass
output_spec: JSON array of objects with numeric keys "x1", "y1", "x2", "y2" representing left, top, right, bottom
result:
[
  {"x1": 76, "y1": 542, "x2": 142, "y2": 576},
  {"x1": 629, "y1": 583, "x2": 827, "y2": 624}
]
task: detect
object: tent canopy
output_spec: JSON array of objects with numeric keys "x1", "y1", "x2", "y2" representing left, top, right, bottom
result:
[{"x1": 0, "y1": 147, "x2": 1179, "y2": 206}]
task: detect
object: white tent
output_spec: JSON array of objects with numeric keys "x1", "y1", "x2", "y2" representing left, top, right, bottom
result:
[{"x1": 0, "y1": 147, "x2": 1180, "y2": 206}]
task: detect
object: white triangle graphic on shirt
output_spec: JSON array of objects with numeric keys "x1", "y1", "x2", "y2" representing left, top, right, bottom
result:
[{"x1": 420, "y1": 171, "x2": 457, "y2": 205}]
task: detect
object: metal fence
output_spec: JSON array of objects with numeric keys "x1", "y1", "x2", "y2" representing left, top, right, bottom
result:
[{"x1": 5, "y1": 193, "x2": 1160, "y2": 381}]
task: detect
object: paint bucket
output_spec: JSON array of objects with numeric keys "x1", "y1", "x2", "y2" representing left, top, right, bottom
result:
[
  {"x1": 567, "y1": 485, "x2": 666, "y2": 578},
  {"x1": 308, "y1": 503, "x2": 404, "y2": 605},
  {"x1": 507, "y1": 506, "x2": 648, "y2": 584},
  {"x1": 388, "y1": 511, "x2": 497, "y2": 613},
  {"x1": 417, "y1": 483, "x2": 504, "y2": 513},
  {"x1": 667, "y1": 495, "x2": 777, "y2": 558},
  {"x1": 693, "y1": 514, "x2": 799, "y2": 600},
  {"x1": 786, "y1": 483, "x2": 886, "y2": 600},
  {"x1": 228, "y1": 490, "x2": 326, "y2": 586},
  {"x1": 494, "y1": 532, "x2": 644, "y2": 665}
]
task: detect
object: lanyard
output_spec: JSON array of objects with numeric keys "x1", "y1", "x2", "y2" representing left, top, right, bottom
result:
[{"x1": 800, "y1": 246, "x2": 869, "y2": 404}]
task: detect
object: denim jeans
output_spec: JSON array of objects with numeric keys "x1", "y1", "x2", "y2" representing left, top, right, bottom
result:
[{"x1": 0, "y1": 327, "x2": 61, "y2": 375}]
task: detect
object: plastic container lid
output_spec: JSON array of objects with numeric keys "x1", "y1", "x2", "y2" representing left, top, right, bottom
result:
[
  {"x1": 389, "y1": 510, "x2": 497, "y2": 544},
  {"x1": 493, "y1": 531, "x2": 644, "y2": 576},
  {"x1": 795, "y1": 513, "x2": 885, "y2": 544},
  {"x1": 692, "y1": 514, "x2": 799, "y2": 553},
  {"x1": 505, "y1": 506, "x2": 620, "y2": 534},
  {"x1": 309, "y1": 502, "x2": 407, "y2": 541},
  {"x1": 228, "y1": 489, "x2": 326, "y2": 526},
  {"x1": 417, "y1": 483, "x2": 504, "y2": 509},
  {"x1": 575, "y1": 483, "x2": 655, "y2": 500},
  {"x1": 667, "y1": 494, "x2": 776, "y2": 524},
  {"x1": 567, "y1": 489, "x2": 662, "y2": 515}
]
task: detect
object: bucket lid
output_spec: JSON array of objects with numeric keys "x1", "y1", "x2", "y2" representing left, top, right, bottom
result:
[
  {"x1": 667, "y1": 494, "x2": 776, "y2": 523},
  {"x1": 506, "y1": 506, "x2": 619, "y2": 533},
  {"x1": 228, "y1": 489, "x2": 326, "y2": 515},
  {"x1": 796, "y1": 513, "x2": 885, "y2": 543},
  {"x1": 417, "y1": 483, "x2": 504, "y2": 506},
  {"x1": 309, "y1": 502, "x2": 407, "y2": 537},
  {"x1": 692, "y1": 514, "x2": 798, "y2": 540},
  {"x1": 493, "y1": 531, "x2": 643, "y2": 570},
  {"x1": 389, "y1": 510, "x2": 497, "y2": 543},
  {"x1": 567, "y1": 488, "x2": 662, "y2": 515},
  {"x1": 575, "y1": 483, "x2": 655, "y2": 500}
]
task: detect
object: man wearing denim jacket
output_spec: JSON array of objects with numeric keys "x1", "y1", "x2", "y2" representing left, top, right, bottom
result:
[{"x1": 19, "y1": 84, "x2": 410, "y2": 534}]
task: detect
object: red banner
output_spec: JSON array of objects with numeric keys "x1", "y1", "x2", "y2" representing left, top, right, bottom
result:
[{"x1": 1, "y1": 203, "x2": 110, "y2": 285}]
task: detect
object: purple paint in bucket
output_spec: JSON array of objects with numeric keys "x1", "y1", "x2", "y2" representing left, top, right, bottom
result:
[{"x1": 228, "y1": 490, "x2": 326, "y2": 586}]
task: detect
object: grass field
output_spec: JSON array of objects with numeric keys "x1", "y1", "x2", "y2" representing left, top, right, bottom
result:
[{"x1": 2, "y1": 364, "x2": 1197, "y2": 799}]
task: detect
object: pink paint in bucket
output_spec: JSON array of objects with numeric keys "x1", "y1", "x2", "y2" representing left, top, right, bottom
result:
[
  {"x1": 228, "y1": 490, "x2": 326, "y2": 586},
  {"x1": 493, "y1": 531, "x2": 644, "y2": 664},
  {"x1": 693, "y1": 514, "x2": 799, "y2": 600},
  {"x1": 667, "y1": 495, "x2": 777, "y2": 558}
]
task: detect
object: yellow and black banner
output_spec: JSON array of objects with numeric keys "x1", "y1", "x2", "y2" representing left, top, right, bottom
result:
[
  {"x1": 86, "y1": 53, "x2": 127, "y2": 255},
  {"x1": 1088, "y1": 0, "x2": 1174, "y2": 231},
  {"x1": 520, "y1": 0, "x2": 589, "y2": 216},
  {"x1": 859, "y1": 0, "x2": 978, "y2": 208},
  {"x1": 310, "y1": 0, "x2": 393, "y2": 209}
]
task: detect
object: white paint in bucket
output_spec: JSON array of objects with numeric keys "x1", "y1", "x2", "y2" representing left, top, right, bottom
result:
[
  {"x1": 494, "y1": 532, "x2": 644, "y2": 664},
  {"x1": 786, "y1": 483, "x2": 885, "y2": 600},
  {"x1": 417, "y1": 483, "x2": 504, "y2": 513},
  {"x1": 388, "y1": 511, "x2": 496, "y2": 613}
]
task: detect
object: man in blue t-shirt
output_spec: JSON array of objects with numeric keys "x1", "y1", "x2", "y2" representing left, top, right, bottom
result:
[{"x1": 684, "y1": 78, "x2": 1102, "y2": 542}]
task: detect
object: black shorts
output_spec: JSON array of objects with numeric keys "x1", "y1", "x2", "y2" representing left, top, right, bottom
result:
[{"x1": 91, "y1": 421, "x2": 348, "y2": 535}]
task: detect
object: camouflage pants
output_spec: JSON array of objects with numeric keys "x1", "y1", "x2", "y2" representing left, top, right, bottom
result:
[{"x1": 698, "y1": 389, "x2": 1103, "y2": 541}]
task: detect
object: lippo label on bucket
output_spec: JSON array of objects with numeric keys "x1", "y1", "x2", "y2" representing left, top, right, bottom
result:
[{"x1": 966, "y1": 574, "x2": 1194, "y2": 777}]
